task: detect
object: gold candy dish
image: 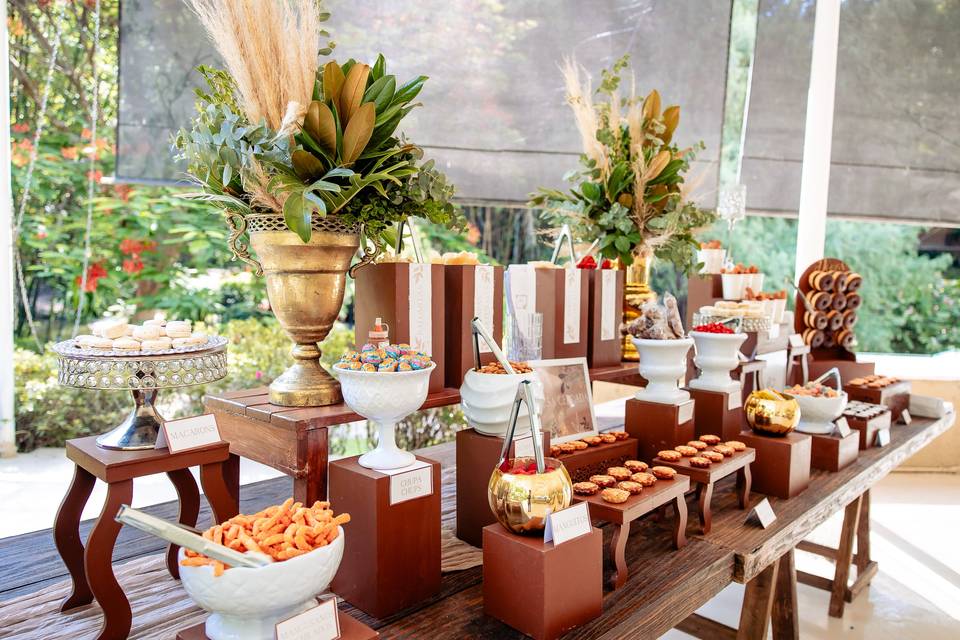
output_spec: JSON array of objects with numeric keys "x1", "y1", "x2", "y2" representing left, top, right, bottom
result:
[{"x1": 744, "y1": 388, "x2": 801, "y2": 436}]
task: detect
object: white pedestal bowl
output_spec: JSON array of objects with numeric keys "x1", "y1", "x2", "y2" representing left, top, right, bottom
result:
[
  {"x1": 697, "y1": 248, "x2": 726, "y2": 274},
  {"x1": 337, "y1": 363, "x2": 435, "y2": 470},
  {"x1": 688, "y1": 331, "x2": 748, "y2": 394},
  {"x1": 795, "y1": 392, "x2": 849, "y2": 435},
  {"x1": 631, "y1": 337, "x2": 695, "y2": 405},
  {"x1": 179, "y1": 528, "x2": 345, "y2": 640},
  {"x1": 459, "y1": 369, "x2": 544, "y2": 437}
]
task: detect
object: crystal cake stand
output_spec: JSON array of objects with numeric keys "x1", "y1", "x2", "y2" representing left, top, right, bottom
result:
[{"x1": 52, "y1": 337, "x2": 228, "y2": 450}]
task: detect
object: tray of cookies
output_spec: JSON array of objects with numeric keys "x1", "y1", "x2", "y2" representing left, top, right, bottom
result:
[{"x1": 652, "y1": 437, "x2": 755, "y2": 483}]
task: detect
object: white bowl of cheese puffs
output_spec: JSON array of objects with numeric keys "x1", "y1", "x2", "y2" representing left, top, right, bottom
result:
[{"x1": 179, "y1": 499, "x2": 348, "y2": 640}]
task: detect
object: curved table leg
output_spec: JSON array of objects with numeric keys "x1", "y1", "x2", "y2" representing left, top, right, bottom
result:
[
  {"x1": 166, "y1": 468, "x2": 200, "y2": 580},
  {"x1": 737, "y1": 464, "x2": 752, "y2": 509},
  {"x1": 201, "y1": 460, "x2": 239, "y2": 524},
  {"x1": 86, "y1": 479, "x2": 133, "y2": 640},
  {"x1": 673, "y1": 494, "x2": 688, "y2": 549},
  {"x1": 697, "y1": 482, "x2": 714, "y2": 534},
  {"x1": 610, "y1": 522, "x2": 631, "y2": 590},
  {"x1": 55, "y1": 465, "x2": 96, "y2": 611}
]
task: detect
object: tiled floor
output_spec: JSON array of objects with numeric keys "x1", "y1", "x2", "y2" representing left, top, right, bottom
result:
[{"x1": 2, "y1": 449, "x2": 958, "y2": 636}]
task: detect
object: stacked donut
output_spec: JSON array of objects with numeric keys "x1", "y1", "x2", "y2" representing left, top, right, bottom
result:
[
  {"x1": 73, "y1": 318, "x2": 209, "y2": 352},
  {"x1": 801, "y1": 268, "x2": 861, "y2": 351}
]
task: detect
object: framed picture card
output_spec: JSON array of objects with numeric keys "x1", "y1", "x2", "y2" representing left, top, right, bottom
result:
[{"x1": 527, "y1": 357, "x2": 598, "y2": 443}]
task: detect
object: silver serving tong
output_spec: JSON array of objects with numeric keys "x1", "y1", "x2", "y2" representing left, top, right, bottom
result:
[
  {"x1": 471, "y1": 317, "x2": 516, "y2": 374},
  {"x1": 115, "y1": 505, "x2": 271, "y2": 568},
  {"x1": 497, "y1": 380, "x2": 546, "y2": 474},
  {"x1": 811, "y1": 366, "x2": 842, "y2": 391},
  {"x1": 550, "y1": 224, "x2": 578, "y2": 266}
]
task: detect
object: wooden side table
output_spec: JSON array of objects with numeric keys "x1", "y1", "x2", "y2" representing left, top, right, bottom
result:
[{"x1": 54, "y1": 436, "x2": 239, "y2": 640}]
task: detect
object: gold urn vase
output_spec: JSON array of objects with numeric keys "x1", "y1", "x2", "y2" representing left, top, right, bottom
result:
[
  {"x1": 229, "y1": 212, "x2": 368, "y2": 407},
  {"x1": 621, "y1": 250, "x2": 657, "y2": 362}
]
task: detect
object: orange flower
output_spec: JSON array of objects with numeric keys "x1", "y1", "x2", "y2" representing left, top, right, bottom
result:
[
  {"x1": 113, "y1": 184, "x2": 134, "y2": 202},
  {"x1": 122, "y1": 258, "x2": 144, "y2": 275},
  {"x1": 87, "y1": 169, "x2": 103, "y2": 183},
  {"x1": 60, "y1": 146, "x2": 79, "y2": 160},
  {"x1": 466, "y1": 223, "x2": 481, "y2": 245},
  {"x1": 11, "y1": 122, "x2": 30, "y2": 134}
]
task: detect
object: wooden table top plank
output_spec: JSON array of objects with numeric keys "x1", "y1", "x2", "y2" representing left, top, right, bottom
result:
[{"x1": 694, "y1": 414, "x2": 954, "y2": 582}]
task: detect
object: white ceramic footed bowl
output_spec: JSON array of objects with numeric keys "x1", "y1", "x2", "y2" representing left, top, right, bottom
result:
[
  {"x1": 336, "y1": 363, "x2": 435, "y2": 424},
  {"x1": 459, "y1": 369, "x2": 543, "y2": 436},
  {"x1": 179, "y1": 528, "x2": 344, "y2": 640},
  {"x1": 689, "y1": 331, "x2": 748, "y2": 393},
  {"x1": 795, "y1": 392, "x2": 849, "y2": 435},
  {"x1": 632, "y1": 337, "x2": 694, "y2": 405}
]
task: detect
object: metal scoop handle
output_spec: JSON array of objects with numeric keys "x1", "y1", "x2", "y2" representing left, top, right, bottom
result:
[{"x1": 497, "y1": 379, "x2": 545, "y2": 474}]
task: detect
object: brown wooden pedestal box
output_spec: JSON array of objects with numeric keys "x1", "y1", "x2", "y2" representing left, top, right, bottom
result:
[
  {"x1": 177, "y1": 609, "x2": 379, "y2": 640},
  {"x1": 685, "y1": 274, "x2": 723, "y2": 329},
  {"x1": 483, "y1": 524, "x2": 603, "y2": 640},
  {"x1": 355, "y1": 262, "x2": 446, "y2": 392},
  {"x1": 444, "y1": 264, "x2": 504, "y2": 387},
  {"x1": 455, "y1": 427, "x2": 551, "y2": 548},
  {"x1": 586, "y1": 269, "x2": 624, "y2": 368},
  {"x1": 554, "y1": 437, "x2": 639, "y2": 483},
  {"x1": 809, "y1": 431, "x2": 860, "y2": 472},
  {"x1": 686, "y1": 387, "x2": 743, "y2": 442},
  {"x1": 844, "y1": 382, "x2": 911, "y2": 422},
  {"x1": 847, "y1": 410, "x2": 893, "y2": 450},
  {"x1": 624, "y1": 398, "x2": 695, "y2": 462},
  {"x1": 329, "y1": 455, "x2": 441, "y2": 618},
  {"x1": 738, "y1": 431, "x2": 811, "y2": 499},
  {"x1": 551, "y1": 268, "x2": 590, "y2": 359}
]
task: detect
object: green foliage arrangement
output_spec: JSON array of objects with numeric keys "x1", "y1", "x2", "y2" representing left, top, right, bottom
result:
[
  {"x1": 531, "y1": 55, "x2": 716, "y2": 272},
  {"x1": 174, "y1": 3, "x2": 460, "y2": 251}
]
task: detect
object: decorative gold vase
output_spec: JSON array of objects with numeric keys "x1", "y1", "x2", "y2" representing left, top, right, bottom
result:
[
  {"x1": 621, "y1": 251, "x2": 657, "y2": 362},
  {"x1": 228, "y1": 212, "x2": 373, "y2": 407}
]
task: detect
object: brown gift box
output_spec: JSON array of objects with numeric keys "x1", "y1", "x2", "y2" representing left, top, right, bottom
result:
[
  {"x1": 586, "y1": 269, "x2": 624, "y2": 368},
  {"x1": 354, "y1": 262, "x2": 445, "y2": 392},
  {"x1": 443, "y1": 264, "x2": 504, "y2": 388},
  {"x1": 738, "y1": 431, "x2": 811, "y2": 499}
]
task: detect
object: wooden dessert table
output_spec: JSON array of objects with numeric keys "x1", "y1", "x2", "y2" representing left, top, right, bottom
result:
[
  {"x1": 54, "y1": 437, "x2": 238, "y2": 640},
  {"x1": 204, "y1": 363, "x2": 646, "y2": 503}
]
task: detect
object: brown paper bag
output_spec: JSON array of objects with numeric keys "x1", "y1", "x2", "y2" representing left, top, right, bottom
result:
[
  {"x1": 443, "y1": 264, "x2": 504, "y2": 387},
  {"x1": 354, "y1": 262, "x2": 446, "y2": 392},
  {"x1": 586, "y1": 269, "x2": 624, "y2": 367}
]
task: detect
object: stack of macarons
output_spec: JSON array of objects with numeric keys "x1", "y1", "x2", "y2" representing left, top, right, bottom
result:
[{"x1": 73, "y1": 318, "x2": 211, "y2": 352}]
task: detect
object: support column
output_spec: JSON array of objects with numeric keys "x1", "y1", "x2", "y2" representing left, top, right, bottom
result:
[
  {"x1": 794, "y1": 0, "x2": 841, "y2": 282},
  {"x1": 0, "y1": 1, "x2": 17, "y2": 458}
]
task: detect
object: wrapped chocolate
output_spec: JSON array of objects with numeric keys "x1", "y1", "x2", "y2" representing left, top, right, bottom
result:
[
  {"x1": 663, "y1": 292, "x2": 685, "y2": 339},
  {"x1": 625, "y1": 294, "x2": 686, "y2": 340}
]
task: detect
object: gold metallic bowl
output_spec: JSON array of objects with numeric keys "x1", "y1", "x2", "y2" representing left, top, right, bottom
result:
[
  {"x1": 745, "y1": 390, "x2": 801, "y2": 436},
  {"x1": 488, "y1": 457, "x2": 573, "y2": 534}
]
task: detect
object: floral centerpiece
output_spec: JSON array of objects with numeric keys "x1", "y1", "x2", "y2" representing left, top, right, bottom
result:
[
  {"x1": 530, "y1": 55, "x2": 716, "y2": 360},
  {"x1": 531, "y1": 55, "x2": 716, "y2": 271},
  {"x1": 174, "y1": 1, "x2": 460, "y2": 406}
]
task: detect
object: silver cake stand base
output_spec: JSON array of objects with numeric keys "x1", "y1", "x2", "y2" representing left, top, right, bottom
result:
[{"x1": 53, "y1": 338, "x2": 228, "y2": 451}]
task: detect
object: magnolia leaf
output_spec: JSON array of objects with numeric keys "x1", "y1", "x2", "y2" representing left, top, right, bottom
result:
[
  {"x1": 364, "y1": 75, "x2": 396, "y2": 114},
  {"x1": 661, "y1": 105, "x2": 680, "y2": 144},
  {"x1": 322, "y1": 62, "x2": 345, "y2": 106},
  {"x1": 642, "y1": 89, "x2": 661, "y2": 121},
  {"x1": 340, "y1": 63, "x2": 370, "y2": 127},
  {"x1": 304, "y1": 101, "x2": 321, "y2": 141},
  {"x1": 292, "y1": 150, "x2": 325, "y2": 182},
  {"x1": 311, "y1": 101, "x2": 338, "y2": 156},
  {"x1": 283, "y1": 194, "x2": 313, "y2": 243},
  {"x1": 341, "y1": 102, "x2": 376, "y2": 164},
  {"x1": 393, "y1": 75, "x2": 427, "y2": 105},
  {"x1": 372, "y1": 53, "x2": 387, "y2": 81},
  {"x1": 642, "y1": 150, "x2": 672, "y2": 183}
]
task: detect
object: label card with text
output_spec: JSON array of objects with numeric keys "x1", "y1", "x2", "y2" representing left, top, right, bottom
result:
[
  {"x1": 727, "y1": 391, "x2": 742, "y2": 411},
  {"x1": 834, "y1": 417, "x2": 852, "y2": 438},
  {"x1": 876, "y1": 429, "x2": 891, "y2": 447},
  {"x1": 384, "y1": 460, "x2": 434, "y2": 506},
  {"x1": 543, "y1": 502, "x2": 591, "y2": 545},
  {"x1": 156, "y1": 414, "x2": 222, "y2": 453},
  {"x1": 276, "y1": 597, "x2": 340, "y2": 640},
  {"x1": 900, "y1": 409, "x2": 912, "y2": 425},
  {"x1": 746, "y1": 498, "x2": 777, "y2": 528},
  {"x1": 788, "y1": 333, "x2": 805, "y2": 349},
  {"x1": 678, "y1": 401, "x2": 694, "y2": 425}
]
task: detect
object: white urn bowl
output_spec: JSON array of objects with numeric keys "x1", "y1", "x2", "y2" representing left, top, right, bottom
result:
[
  {"x1": 179, "y1": 528, "x2": 345, "y2": 640},
  {"x1": 688, "y1": 331, "x2": 748, "y2": 394},
  {"x1": 459, "y1": 369, "x2": 543, "y2": 436},
  {"x1": 697, "y1": 248, "x2": 726, "y2": 274},
  {"x1": 721, "y1": 273, "x2": 749, "y2": 300},
  {"x1": 795, "y1": 392, "x2": 849, "y2": 435},
  {"x1": 631, "y1": 337, "x2": 694, "y2": 404},
  {"x1": 337, "y1": 363, "x2": 435, "y2": 470}
]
